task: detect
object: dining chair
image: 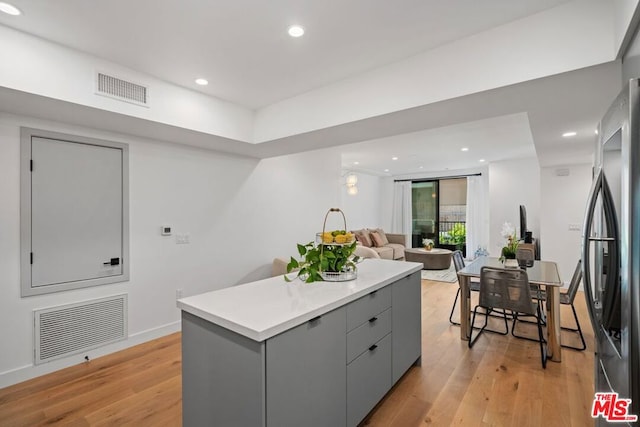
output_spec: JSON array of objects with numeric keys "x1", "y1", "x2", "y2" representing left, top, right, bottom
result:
[
  {"x1": 512, "y1": 260, "x2": 586, "y2": 351},
  {"x1": 515, "y1": 246, "x2": 547, "y2": 315},
  {"x1": 449, "y1": 250, "x2": 480, "y2": 325},
  {"x1": 469, "y1": 266, "x2": 546, "y2": 369}
]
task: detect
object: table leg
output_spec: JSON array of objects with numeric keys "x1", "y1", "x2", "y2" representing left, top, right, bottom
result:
[
  {"x1": 459, "y1": 275, "x2": 471, "y2": 341},
  {"x1": 546, "y1": 286, "x2": 562, "y2": 362}
]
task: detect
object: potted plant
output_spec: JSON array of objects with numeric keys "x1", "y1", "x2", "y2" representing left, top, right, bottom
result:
[
  {"x1": 499, "y1": 222, "x2": 519, "y2": 268},
  {"x1": 285, "y1": 230, "x2": 360, "y2": 283}
]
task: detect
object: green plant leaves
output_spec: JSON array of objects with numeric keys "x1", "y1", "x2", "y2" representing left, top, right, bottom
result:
[
  {"x1": 297, "y1": 244, "x2": 307, "y2": 256},
  {"x1": 285, "y1": 240, "x2": 358, "y2": 283}
]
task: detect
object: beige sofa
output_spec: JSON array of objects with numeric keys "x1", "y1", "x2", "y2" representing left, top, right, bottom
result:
[{"x1": 352, "y1": 229, "x2": 406, "y2": 260}]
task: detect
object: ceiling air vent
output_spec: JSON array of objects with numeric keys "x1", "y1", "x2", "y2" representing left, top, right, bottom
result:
[{"x1": 96, "y1": 72, "x2": 149, "y2": 107}]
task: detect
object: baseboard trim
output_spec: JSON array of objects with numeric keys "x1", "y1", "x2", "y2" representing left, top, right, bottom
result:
[{"x1": 0, "y1": 321, "x2": 181, "y2": 389}]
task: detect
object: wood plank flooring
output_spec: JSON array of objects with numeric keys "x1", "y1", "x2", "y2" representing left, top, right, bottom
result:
[{"x1": 0, "y1": 279, "x2": 595, "y2": 426}]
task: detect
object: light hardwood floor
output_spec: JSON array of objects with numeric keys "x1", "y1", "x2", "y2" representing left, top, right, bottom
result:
[{"x1": 0, "y1": 279, "x2": 595, "y2": 426}]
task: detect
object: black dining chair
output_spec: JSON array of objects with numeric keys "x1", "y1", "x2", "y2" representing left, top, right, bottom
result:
[
  {"x1": 469, "y1": 266, "x2": 546, "y2": 369},
  {"x1": 512, "y1": 260, "x2": 586, "y2": 351},
  {"x1": 449, "y1": 250, "x2": 480, "y2": 325}
]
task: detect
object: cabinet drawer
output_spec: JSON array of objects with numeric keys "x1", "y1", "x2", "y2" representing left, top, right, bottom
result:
[
  {"x1": 266, "y1": 307, "x2": 347, "y2": 427},
  {"x1": 347, "y1": 333, "x2": 392, "y2": 427},
  {"x1": 347, "y1": 307, "x2": 391, "y2": 364},
  {"x1": 347, "y1": 286, "x2": 391, "y2": 331}
]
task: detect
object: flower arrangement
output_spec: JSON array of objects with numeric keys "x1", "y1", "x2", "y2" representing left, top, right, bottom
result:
[
  {"x1": 422, "y1": 238, "x2": 434, "y2": 250},
  {"x1": 499, "y1": 222, "x2": 519, "y2": 261}
]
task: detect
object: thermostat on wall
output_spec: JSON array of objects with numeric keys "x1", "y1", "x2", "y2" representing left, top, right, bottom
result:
[{"x1": 161, "y1": 225, "x2": 172, "y2": 236}]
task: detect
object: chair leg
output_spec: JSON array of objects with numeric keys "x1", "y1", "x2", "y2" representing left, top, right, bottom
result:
[
  {"x1": 468, "y1": 306, "x2": 489, "y2": 348},
  {"x1": 449, "y1": 288, "x2": 461, "y2": 325},
  {"x1": 560, "y1": 304, "x2": 587, "y2": 351},
  {"x1": 536, "y1": 304, "x2": 547, "y2": 369},
  {"x1": 497, "y1": 308, "x2": 509, "y2": 335},
  {"x1": 512, "y1": 312, "x2": 547, "y2": 343}
]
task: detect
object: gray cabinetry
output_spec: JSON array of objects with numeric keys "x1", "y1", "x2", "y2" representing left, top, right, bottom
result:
[
  {"x1": 392, "y1": 271, "x2": 422, "y2": 383},
  {"x1": 347, "y1": 333, "x2": 392, "y2": 426},
  {"x1": 180, "y1": 268, "x2": 422, "y2": 427},
  {"x1": 182, "y1": 311, "x2": 266, "y2": 427},
  {"x1": 346, "y1": 307, "x2": 391, "y2": 363},
  {"x1": 347, "y1": 286, "x2": 391, "y2": 331},
  {"x1": 266, "y1": 307, "x2": 346, "y2": 427},
  {"x1": 345, "y1": 286, "x2": 394, "y2": 426}
]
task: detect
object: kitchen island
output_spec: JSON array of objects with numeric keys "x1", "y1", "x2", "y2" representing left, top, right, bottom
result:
[{"x1": 177, "y1": 258, "x2": 423, "y2": 427}]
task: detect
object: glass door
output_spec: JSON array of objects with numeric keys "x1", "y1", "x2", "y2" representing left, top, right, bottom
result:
[
  {"x1": 411, "y1": 181, "x2": 437, "y2": 248},
  {"x1": 411, "y1": 178, "x2": 467, "y2": 253},
  {"x1": 438, "y1": 178, "x2": 467, "y2": 256}
]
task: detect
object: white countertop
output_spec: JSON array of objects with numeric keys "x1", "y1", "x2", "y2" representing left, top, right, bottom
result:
[{"x1": 177, "y1": 259, "x2": 423, "y2": 342}]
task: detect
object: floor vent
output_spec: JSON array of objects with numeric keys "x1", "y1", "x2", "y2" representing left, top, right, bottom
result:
[
  {"x1": 96, "y1": 72, "x2": 148, "y2": 106},
  {"x1": 34, "y1": 294, "x2": 127, "y2": 364}
]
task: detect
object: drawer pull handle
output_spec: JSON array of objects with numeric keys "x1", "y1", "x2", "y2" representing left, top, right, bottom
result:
[
  {"x1": 370, "y1": 290, "x2": 377, "y2": 296},
  {"x1": 369, "y1": 344, "x2": 378, "y2": 351},
  {"x1": 308, "y1": 315, "x2": 321, "y2": 323},
  {"x1": 369, "y1": 317, "x2": 378, "y2": 323}
]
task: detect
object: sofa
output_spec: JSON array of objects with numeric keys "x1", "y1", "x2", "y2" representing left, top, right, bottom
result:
[{"x1": 352, "y1": 228, "x2": 406, "y2": 260}]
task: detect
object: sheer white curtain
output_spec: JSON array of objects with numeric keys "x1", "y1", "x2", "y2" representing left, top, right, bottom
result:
[
  {"x1": 466, "y1": 175, "x2": 489, "y2": 259},
  {"x1": 391, "y1": 181, "x2": 412, "y2": 247}
]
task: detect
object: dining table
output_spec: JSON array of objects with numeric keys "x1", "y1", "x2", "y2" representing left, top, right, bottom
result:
[{"x1": 457, "y1": 256, "x2": 564, "y2": 362}]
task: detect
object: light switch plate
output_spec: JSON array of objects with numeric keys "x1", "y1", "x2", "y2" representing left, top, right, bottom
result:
[{"x1": 176, "y1": 233, "x2": 191, "y2": 244}]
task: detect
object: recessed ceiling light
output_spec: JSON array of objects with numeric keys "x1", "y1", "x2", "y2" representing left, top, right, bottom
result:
[
  {"x1": 353, "y1": 161, "x2": 359, "y2": 165},
  {"x1": 594, "y1": 129, "x2": 599, "y2": 135},
  {"x1": 195, "y1": 78, "x2": 208, "y2": 86},
  {"x1": 419, "y1": 166, "x2": 424, "y2": 169},
  {"x1": 461, "y1": 147, "x2": 469, "y2": 152},
  {"x1": 384, "y1": 169, "x2": 389, "y2": 172},
  {"x1": 288, "y1": 25, "x2": 305, "y2": 37},
  {"x1": 391, "y1": 156, "x2": 398, "y2": 160},
  {"x1": 562, "y1": 131, "x2": 577, "y2": 137},
  {"x1": 479, "y1": 159, "x2": 486, "y2": 163},
  {"x1": 0, "y1": 2, "x2": 21, "y2": 15}
]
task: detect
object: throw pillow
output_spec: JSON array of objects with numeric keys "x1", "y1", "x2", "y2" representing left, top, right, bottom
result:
[
  {"x1": 370, "y1": 231, "x2": 385, "y2": 248},
  {"x1": 373, "y1": 228, "x2": 389, "y2": 245},
  {"x1": 353, "y1": 229, "x2": 372, "y2": 247}
]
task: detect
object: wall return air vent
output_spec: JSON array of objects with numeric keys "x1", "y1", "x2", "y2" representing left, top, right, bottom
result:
[
  {"x1": 34, "y1": 294, "x2": 128, "y2": 364},
  {"x1": 96, "y1": 72, "x2": 149, "y2": 106}
]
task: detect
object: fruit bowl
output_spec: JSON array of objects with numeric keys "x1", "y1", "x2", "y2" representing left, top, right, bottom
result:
[{"x1": 315, "y1": 230, "x2": 355, "y2": 245}]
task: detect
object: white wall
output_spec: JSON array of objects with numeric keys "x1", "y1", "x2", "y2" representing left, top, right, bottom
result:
[
  {"x1": 614, "y1": 0, "x2": 640, "y2": 57},
  {"x1": 254, "y1": 0, "x2": 613, "y2": 142},
  {"x1": 339, "y1": 172, "x2": 382, "y2": 230},
  {"x1": 0, "y1": 112, "x2": 340, "y2": 387},
  {"x1": 540, "y1": 164, "x2": 593, "y2": 284},
  {"x1": 488, "y1": 158, "x2": 541, "y2": 256},
  {"x1": 0, "y1": 25, "x2": 254, "y2": 142}
]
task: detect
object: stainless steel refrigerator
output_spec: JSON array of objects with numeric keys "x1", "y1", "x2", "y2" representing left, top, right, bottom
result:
[{"x1": 583, "y1": 79, "x2": 640, "y2": 425}]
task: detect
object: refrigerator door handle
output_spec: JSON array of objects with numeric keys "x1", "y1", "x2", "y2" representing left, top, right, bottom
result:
[
  {"x1": 582, "y1": 168, "x2": 603, "y2": 335},
  {"x1": 600, "y1": 172, "x2": 621, "y2": 332}
]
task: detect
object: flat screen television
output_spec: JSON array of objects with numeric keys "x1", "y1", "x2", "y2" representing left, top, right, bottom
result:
[{"x1": 519, "y1": 205, "x2": 527, "y2": 239}]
